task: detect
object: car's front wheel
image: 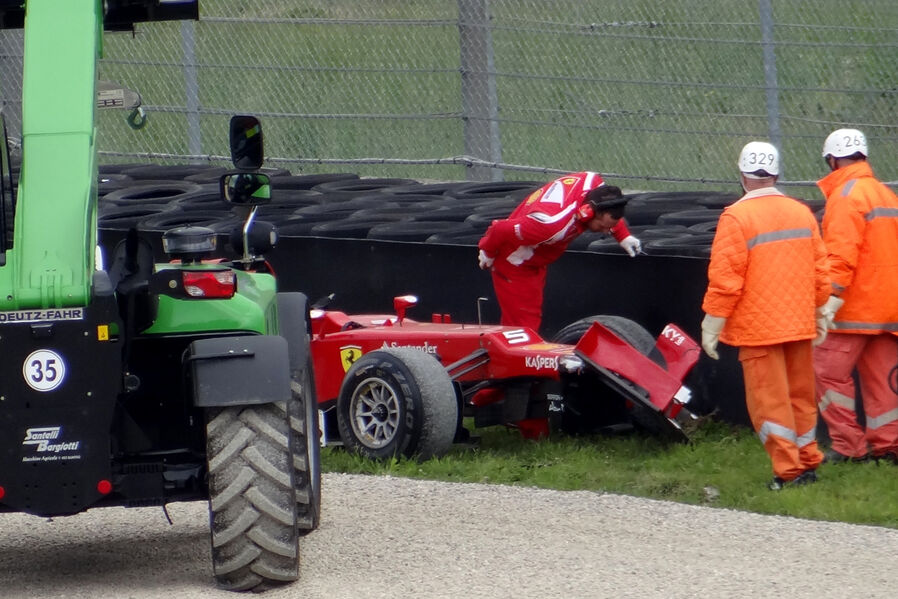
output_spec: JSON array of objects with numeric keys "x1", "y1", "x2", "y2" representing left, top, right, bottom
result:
[{"x1": 336, "y1": 348, "x2": 457, "y2": 461}]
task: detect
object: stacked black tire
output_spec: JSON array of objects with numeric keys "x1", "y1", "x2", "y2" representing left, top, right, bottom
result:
[{"x1": 98, "y1": 163, "x2": 827, "y2": 257}]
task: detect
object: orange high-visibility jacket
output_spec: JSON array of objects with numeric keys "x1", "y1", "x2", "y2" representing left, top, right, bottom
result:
[
  {"x1": 817, "y1": 161, "x2": 898, "y2": 335},
  {"x1": 702, "y1": 188, "x2": 830, "y2": 346}
]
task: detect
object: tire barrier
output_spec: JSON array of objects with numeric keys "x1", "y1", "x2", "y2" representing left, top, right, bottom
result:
[
  {"x1": 91, "y1": 169, "x2": 743, "y2": 258},
  {"x1": 292, "y1": 200, "x2": 402, "y2": 222},
  {"x1": 269, "y1": 173, "x2": 359, "y2": 190},
  {"x1": 695, "y1": 192, "x2": 740, "y2": 208},
  {"x1": 367, "y1": 221, "x2": 477, "y2": 242},
  {"x1": 656, "y1": 208, "x2": 723, "y2": 227},
  {"x1": 98, "y1": 163, "x2": 144, "y2": 175},
  {"x1": 586, "y1": 224, "x2": 693, "y2": 255},
  {"x1": 380, "y1": 181, "x2": 465, "y2": 196},
  {"x1": 463, "y1": 212, "x2": 503, "y2": 233},
  {"x1": 172, "y1": 186, "x2": 232, "y2": 212},
  {"x1": 356, "y1": 193, "x2": 448, "y2": 206},
  {"x1": 274, "y1": 219, "x2": 322, "y2": 237},
  {"x1": 97, "y1": 173, "x2": 135, "y2": 197},
  {"x1": 121, "y1": 164, "x2": 228, "y2": 181},
  {"x1": 255, "y1": 203, "x2": 317, "y2": 223},
  {"x1": 137, "y1": 209, "x2": 241, "y2": 234},
  {"x1": 687, "y1": 220, "x2": 718, "y2": 234},
  {"x1": 446, "y1": 180, "x2": 545, "y2": 201},
  {"x1": 623, "y1": 192, "x2": 705, "y2": 226},
  {"x1": 268, "y1": 189, "x2": 327, "y2": 207},
  {"x1": 424, "y1": 230, "x2": 486, "y2": 246},
  {"x1": 310, "y1": 218, "x2": 404, "y2": 240},
  {"x1": 96, "y1": 167, "x2": 784, "y2": 427},
  {"x1": 98, "y1": 205, "x2": 178, "y2": 230},
  {"x1": 310, "y1": 177, "x2": 418, "y2": 200},
  {"x1": 409, "y1": 205, "x2": 478, "y2": 223},
  {"x1": 350, "y1": 204, "x2": 437, "y2": 221},
  {"x1": 471, "y1": 196, "x2": 519, "y2": 214},
  {"x1": 101, "y1": 181, "x2": 205, "y2": 208},
  {"x1": 643, "y1": 233, "x2": 716, "y2": 258}
]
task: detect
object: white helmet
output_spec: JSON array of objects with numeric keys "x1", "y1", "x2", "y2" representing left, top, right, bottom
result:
[
  {"x1": 738, "y1": 141, "x2": 779, "y2": 177},
  {"x1": 822, "y1": 128, "x2": 868, "y2": 158}
]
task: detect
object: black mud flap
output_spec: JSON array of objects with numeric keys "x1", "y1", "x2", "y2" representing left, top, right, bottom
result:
[
  {"x1": 187, "y1": 335, "x2": 291, "y2": 407},
  {"x1": 0, "y1": 300, "x2": 123, "y2": 516}
]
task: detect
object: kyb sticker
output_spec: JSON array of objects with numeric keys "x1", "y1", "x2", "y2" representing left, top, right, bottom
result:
[{"x1": 23, "y1": 349, "x2": 67, "y2": 392}]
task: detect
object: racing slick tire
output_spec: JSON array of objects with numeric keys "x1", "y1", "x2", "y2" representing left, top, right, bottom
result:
[
  {"x1": 337, "y1": 348, "x2": 458, "y2": 461},
  {"x1": 205, "y1": 403, "x2": 301, "y2": 592},
  {"x1": 552, "y1": 315, "x2": 666, "y2": 369},
  {"x1": 276, "y1": 292, "x2": 322, "y2": 535}
]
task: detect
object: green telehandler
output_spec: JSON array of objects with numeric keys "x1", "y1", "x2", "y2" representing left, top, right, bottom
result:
[{"x1": 0, "y1": 1, "x2": 320, "y2": 591}]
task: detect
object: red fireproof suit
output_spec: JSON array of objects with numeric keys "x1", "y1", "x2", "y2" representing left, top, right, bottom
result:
[
  {"x1": 702, "y1": 187, "x2": 830, "y2": 480},
  {"x1": 477, "y1": 172, "x2": 630, "y2": 331},
  {"x1": 815, "y1": 161, "x2": 898, "y2": 459}
]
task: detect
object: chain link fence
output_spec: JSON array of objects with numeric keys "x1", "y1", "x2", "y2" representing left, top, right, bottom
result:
[{"x1": 1, "y1": 0, "x2": 896, "y2": 196}]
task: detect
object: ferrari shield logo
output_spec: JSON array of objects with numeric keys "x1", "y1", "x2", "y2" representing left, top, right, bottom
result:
[{"x1": 340, "y1": 345, "x2": 363, "y2": 372}]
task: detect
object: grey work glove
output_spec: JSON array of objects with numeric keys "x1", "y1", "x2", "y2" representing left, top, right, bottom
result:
[
  {"x1": 701, "y1": 314, "x2": 727, "y2": 360},
  {"x1": 819, "y1": 295, "x2": 844, "y2": 330}
]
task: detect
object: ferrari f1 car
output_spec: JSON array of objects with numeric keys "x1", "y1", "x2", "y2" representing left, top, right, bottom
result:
[{"x1": 309, "y1": 295, "x2": 701, "y2": 460}]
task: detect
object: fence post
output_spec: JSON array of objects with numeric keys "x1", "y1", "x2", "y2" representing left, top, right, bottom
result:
[
  {"x1": 759, "y1": 0, "x2": 782, "y2": 174},
  {"x1": 457, "y1": 0, "x2": 502, "y2": 181},
  {"x1": 180, "y1": 20, "x2": 202, "y2": 163}
]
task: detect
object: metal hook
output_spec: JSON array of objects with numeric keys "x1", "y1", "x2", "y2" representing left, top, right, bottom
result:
[{"x1": 126, "y1": 106, "x2": 147, "y2": 130}]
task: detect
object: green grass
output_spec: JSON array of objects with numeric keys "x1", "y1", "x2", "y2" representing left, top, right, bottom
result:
[{"x1": 323, "y1": 418, "x2": 898, "y2": 529}]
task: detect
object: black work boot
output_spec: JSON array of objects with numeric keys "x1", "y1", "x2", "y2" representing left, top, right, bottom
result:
[{"x1": 767, "y1": 469, "x2": 818, "y2": 491}]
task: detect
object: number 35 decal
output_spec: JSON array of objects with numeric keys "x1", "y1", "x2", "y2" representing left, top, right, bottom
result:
[{"x1": 23, "y1": 349, "x2": 67, "y2": 392}]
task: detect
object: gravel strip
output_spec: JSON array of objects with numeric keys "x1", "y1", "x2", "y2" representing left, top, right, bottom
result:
[{"x1": 2, "y1": 473, "x2": 896, "y2": 598}]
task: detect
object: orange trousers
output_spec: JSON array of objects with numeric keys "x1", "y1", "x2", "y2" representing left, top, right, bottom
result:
[
  {"x1": 739, "y1": 340, "x2": 823, "y2": 480},
  {"x1": 814, "y1": 332, "x2": 898, "y2": 458}
]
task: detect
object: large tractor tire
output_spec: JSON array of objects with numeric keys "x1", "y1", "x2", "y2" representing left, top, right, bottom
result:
[
  {"x1": 336, "y1": 348, "x2": 458, "y2": 461},
  {"x1": 205, "y1": 404, "x2": 300, "y2": 592},
  {"x1": 276, "y1": 292, "x2": 321, "y2": 535}
]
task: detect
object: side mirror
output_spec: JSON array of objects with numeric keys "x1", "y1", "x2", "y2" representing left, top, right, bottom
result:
[
  {"x1": 220, "y1": 172, "x2": 271, "y2": 206},
  {"x1": 229, "y1": 115, "x2": 263, "y2": 170},
  {"x1": 393, "y1": 294, "x2": 418, "y2": 325}
]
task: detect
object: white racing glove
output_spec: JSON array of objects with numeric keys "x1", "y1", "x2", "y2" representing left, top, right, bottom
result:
[
  {"x1": 478, "y1": 249, "x2": 494, "y2": 270},
  {"x1": 701, "y1": 314, "x2": 727, "y2": 360},
  {"x1": 619, "y1": 235, "x2": 642, "y2": 257}
]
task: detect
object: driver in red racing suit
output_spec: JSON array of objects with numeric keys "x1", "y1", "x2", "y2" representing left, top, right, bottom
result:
[{"x1": 477, "y1": 172, "x2": 638, "y2": 332}]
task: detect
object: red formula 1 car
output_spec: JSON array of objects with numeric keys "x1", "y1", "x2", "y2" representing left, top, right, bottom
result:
[{"x1": 309, "y1": 295, "x2": 701, "y2": 460}]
